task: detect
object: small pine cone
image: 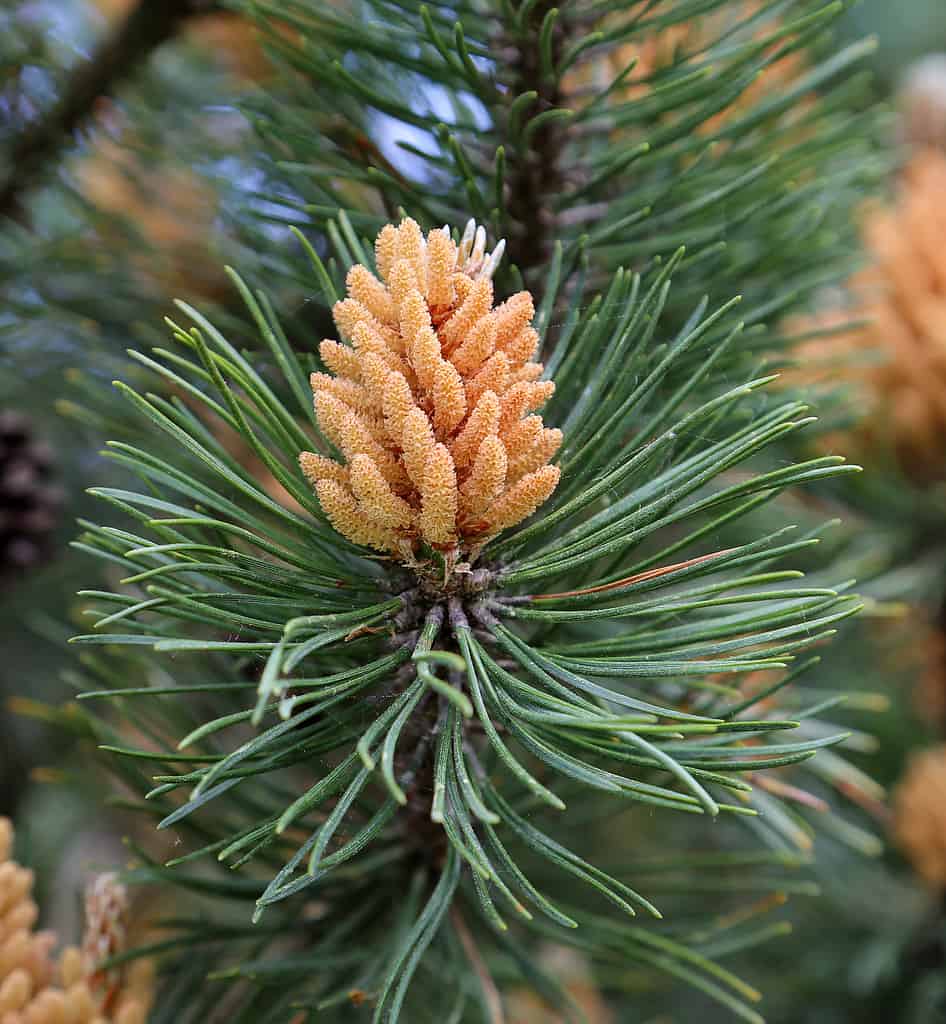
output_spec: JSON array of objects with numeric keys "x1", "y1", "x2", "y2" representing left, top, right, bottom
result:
[
  {"x1": 0, "y1": 822, "x2": 56, "y2": 995},
  {"x1": 299, "y1": 452, "x2": 348, "y2": 489},
  {"x1": 315, "y1": 479, "x2": 397, "y2": 553},
  {"x1": 401, "y1": 407, "x2": 437, "y2": 491},
  {"x1": 347, "y1": 264, "x2": 397, "y2": 325},
  {"x1": 310, "y1": 372, "x2": 377, "y2": 416},
  {"x1": 380, "y1": 369, "x2": 416, "y2": 444},
  {"x1": 451, "y1": 391, "x2": 501, "y2": 471},
  {"x1": 449, "y1": 315, "x2": 497, "y2": 377},
  {"x1": 394, "y1": 219, "x2": 427, "y2": 289},
  {"x1": 336, "y1": 300, "x2": 403, "y2": 357},
  {"x1": 459, "y1": 436, "x2": 507, "y2": 521},
  {"x1": 319, "y1": 339, "x2": 362, "y2": 380},
  {"x1": 425, "y1": 229, "x2": 458, "y2": 310},
  {"x1": 503, "y1": 326, "x2": 540, "y2": 366},
  {"x1": 349, "y1": 456, "x2": 414, "y2": 529},
  {"x1": 508, "y1": 428, "x2": 563, "y2": 485},
  {"x1": 492, "y1": 292, "x2": 534, "y2": 349},
  {"x1": 498, "y1": 381, "x2": 555, "y2": 437},
  {"x1": 503, "y1": 415, "x2": 544, "y2": 464},
  {"x1": 418, "y1": 445, "x2": 458, "y2": 547},
  {"x1": 893, "y1": 746, "x2": 946, "y2": 887},
  {"x1": 0, "y1": 412, "x2": 63, "y2": 585},
  {"x1": 466, "y1": 352, "x2": 510, "y2": 408},
  {"x1": 440, "y1": 278, "x2": 494, "y2": 352},
  {"x1": 487, "y1": 465, "x2": 561, "y2": 534},
  {"x1": 432, "y1": 361, "x2": 467, "y2": 436}
]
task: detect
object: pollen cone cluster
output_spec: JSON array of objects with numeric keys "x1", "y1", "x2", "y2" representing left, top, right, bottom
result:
[
  {"x1": 790, "y1": 151, "x2": 946, "y2": 479},
  {"x1": 300, "y1": 219, "x2": 561, "y2": 558},
  {"x1": 561, "y1": 3, "x2": 691, "y2": 102},
  {"x1": 892, "y1": 747, "x2": 946, "y2": 888},
  {"x1": 0, "y1": 819, "x2": 153, "y2": 1024},
  {"x1": 563, "y1": 1, "x2": 805, "y2": 136},
  {"x1": 75, "y1": 136, "x2": 227, "y2": 304}
]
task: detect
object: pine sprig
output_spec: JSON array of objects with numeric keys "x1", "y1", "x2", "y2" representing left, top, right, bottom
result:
[
  {"x1": 72, "y1": 210, "x2": 868, "y2": 1019},
  {"x1": 7, "y1": 0, "x2": 887, "y2": 1019},
  {"x1": 240, "y1": 0, "x2": 881, "y2": 360}
]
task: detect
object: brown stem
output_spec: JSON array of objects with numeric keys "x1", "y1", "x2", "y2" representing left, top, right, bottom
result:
[
  {"x1": 0, "y1": 0, "x2": 219, "y2": 220},
  {"x1": 450, "y1": 904, "x2": 506, "y2": 1024},
  {"x1": 500, "y1": 3, "x2": 568, "y2": 287}
]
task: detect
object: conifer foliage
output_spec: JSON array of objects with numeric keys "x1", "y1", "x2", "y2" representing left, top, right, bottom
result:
[{"x1": 66, "y1": 1, "x2": 883, "y2": 1021}]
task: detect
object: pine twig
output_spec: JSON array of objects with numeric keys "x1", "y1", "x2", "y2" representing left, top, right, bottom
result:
[
  {"x1": 450, "y1": 905, "x2": 505, "y2": 1024},
  {"x1": 0, "y1": 0, "x2": 220, "y2": 220},
  {"x1": 501, "y1": 1, "x2": 568, "y2": 281}
]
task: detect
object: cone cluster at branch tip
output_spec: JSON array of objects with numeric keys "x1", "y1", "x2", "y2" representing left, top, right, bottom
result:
[
  {"x1": 563, "y1": 0, "x2": 806, "y2": 137},
  {"x1": 892, "y1": 746, "x2": 946, "y2": 888},
  {"x1": 301, "y1": 218, "x2": 561, "y2": 557},
  {"x1": 0, "y1": 819, "x2": 153, "y2": 1024},
  {"x1": 789, "y1": 150, "x2": 946, "y2": 479}
]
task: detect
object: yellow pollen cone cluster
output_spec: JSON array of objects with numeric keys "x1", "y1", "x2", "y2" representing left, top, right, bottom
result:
[
  {"x1": 0, "y1": 819, "x2": 153, "y2": 1024},
  {"x1": 892, "y1": 746, "x2": 946, "y2": 888},
  {"x1": 788, "y1": 151, "x2": 946, "y2": 479},
  {"x1": 563, "y1": 1, "x2": 806, "y2": 139},
  {"x1": 301, "y1": 218, "x2": 561, "y2": 557}
]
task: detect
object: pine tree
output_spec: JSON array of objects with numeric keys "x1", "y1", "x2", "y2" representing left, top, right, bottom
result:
[{"x1": 0, "y1": 1, "x2": 898, "y2": 1021}]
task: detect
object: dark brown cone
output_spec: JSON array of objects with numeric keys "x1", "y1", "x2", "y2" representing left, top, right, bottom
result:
[{"x1": 0, "y1": 410, "x2": 63, "y2": 584}]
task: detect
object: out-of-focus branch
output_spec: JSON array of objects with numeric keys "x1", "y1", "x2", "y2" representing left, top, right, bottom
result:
[{"x1": 0, "y1": 0, "x2": 218, "y2": 220}]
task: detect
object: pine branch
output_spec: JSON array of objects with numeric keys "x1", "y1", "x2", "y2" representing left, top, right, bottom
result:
[
  {"x1": 0, "y1": 0, "x2": 220, "y2": 220},
  {"x1": 37, "y1": 3, "x2": 891, "y2": 1019},
  {"x1": 498, "y1": 3, "x2": 569, "y2": 280},
  {"x1": 67, "y1": 217, "x2": 871, "y2": 1019}
]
